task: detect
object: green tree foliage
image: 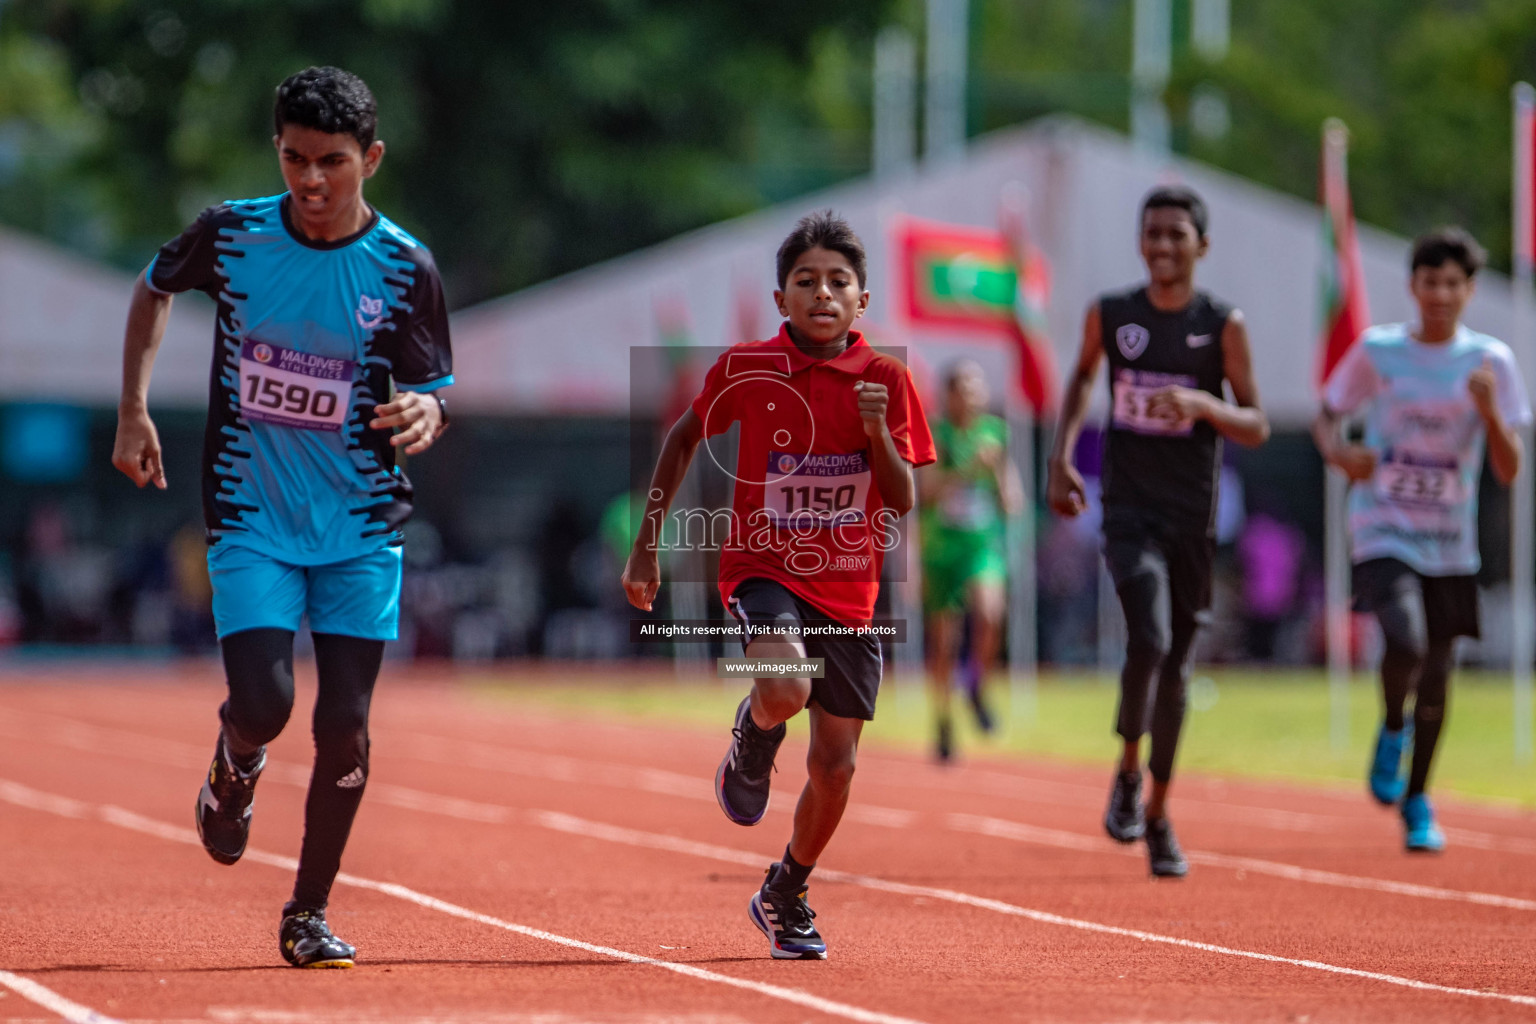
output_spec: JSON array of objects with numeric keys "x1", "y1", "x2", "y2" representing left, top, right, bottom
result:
[
  {"x1": 0, "y1": 0, "x2": 885, "y2": 304},
  {"x1": 4, "y1": 0, "x2": 1536, "y2": 303}
]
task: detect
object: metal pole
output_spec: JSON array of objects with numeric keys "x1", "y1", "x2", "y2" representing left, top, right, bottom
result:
[
  {"x1": 873, "y1": 27, "x2": 917, "y2": 182},
  {"x1": 924, "y1": 0, "x2": 968, "y2": 163},
  {"x1": 1006, "y1": 403, "x2": 1038, "y2": 725},
  {"x1": 1511, "y1": 82, "x2": 1535, "y2": 762},
  {"x1": 1130, "y1": 0, "x2": 1171, "y2": 153},
  {"x1": 1322, "y1": 119, "x2": 1354, "y2": 752},
  {"x1": 1325, "y1": 465, "x2": 1352, "y2": 751}
]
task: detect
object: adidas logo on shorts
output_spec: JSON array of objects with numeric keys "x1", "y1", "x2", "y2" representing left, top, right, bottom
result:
[{"x1": 335, "y1": 767, "x2": 366, "y2": 789}]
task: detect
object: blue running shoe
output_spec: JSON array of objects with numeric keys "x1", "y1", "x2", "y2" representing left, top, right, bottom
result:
[
  {"x1": 1401, "y1": 793, "x2": 1446, "y2": 853},
  {"x1": 1368, "y1": 723, "x2": 1410, "y2": 806},
  {"x1": 749, "y1": 869, "x2": 827, "y2": 960}
]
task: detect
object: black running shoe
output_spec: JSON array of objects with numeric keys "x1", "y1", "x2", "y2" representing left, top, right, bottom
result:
[
  {"x1": 1145, "y1": 817, "x2": 1189, "y2": 878},
  {"x1": 1103, "y1": 769, "x2": 1145, "y2": 843},
  {"x1": 935, "y1": 715, "x2": 954, "y2": 763},
  {"x1": 968, "y1": 686, "x2": 996, "y2": 734},
  {"x1": 962, "y1": 657, "x2": 996, "y2": 734},
  {"x1": 749, "y1": 868, "x2": 827, "y2": 960},
  {"x1": 715, "y1": 697, "x2": 784, "y2": 826},
  {"x1": 279, "y1": 908, "x2": 356, "y2": 968},
  {"x1": 195, "y1": 731, "x2": 265, "y2": 866}
]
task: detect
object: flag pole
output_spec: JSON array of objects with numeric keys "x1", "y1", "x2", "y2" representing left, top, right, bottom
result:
[
  {"x1": 1511, "y1": 83, "x2": 1535, "y2": 763},
  {"x1": 1000, "y1": 182, "x2": 1042, "y2": 727},
  {"x1": 1323, "y1": 118, "x2": 1353, "y2": 752},
  {"x1": 1005, "y1": 393, "x2": 1038, "y2": 726}
]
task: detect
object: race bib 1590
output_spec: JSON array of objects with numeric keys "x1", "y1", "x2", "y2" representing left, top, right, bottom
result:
[
  {"x1": 1374, "y1": 448, "x2": 1465, "y2": 509},
  {"x1": 239, "y1": 340, "x2": 355, "y2": 432},
  {"x1": 765, "y1": 451, "x2": 871, "y2": 527},
  {"x1": 1111, "y1": 368, "x2": 1198, "y2": 437}
]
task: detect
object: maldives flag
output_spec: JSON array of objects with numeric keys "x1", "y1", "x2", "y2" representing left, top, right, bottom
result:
[
  {"x1": 1317, "y1": 119, "x2": 1371, "y2": 387},
  {"x1": 897, "y1": 217, "x2": 1058, "y2": 412}
]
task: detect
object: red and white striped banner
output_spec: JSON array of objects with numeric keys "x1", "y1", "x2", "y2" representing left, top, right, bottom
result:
[{"x1": 1317, "y1": 119, "x2": 1370, "y2": 387}]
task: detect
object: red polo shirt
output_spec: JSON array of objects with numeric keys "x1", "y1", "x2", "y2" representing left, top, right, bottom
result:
[{"x1": 690, "y1": 325, "x2": 936, "y2": 625}]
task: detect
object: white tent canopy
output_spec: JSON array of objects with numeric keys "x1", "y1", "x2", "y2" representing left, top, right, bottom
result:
[
  {"x1": 2, "y1": 116, "x2": 1522, "y2": 419},
  {"x1": 450, "y1": 117, "x2": 1525, "y2": 423},
  {"x1": 0, "y1": 227, "x2": 212, "y2": 404}
]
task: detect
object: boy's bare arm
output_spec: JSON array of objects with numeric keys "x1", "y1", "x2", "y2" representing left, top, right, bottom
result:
[
  {"x1": 1046, "y1": 302, "x2": 1103, "y2": 517},
  {"x1": 856, "y1": 380, "x2": 915, "y2": 516},
  {"x1": 1145, "y1": 310, "x2": 1269, "y2": 447},
  {"x1": 622, "y1": 407, "x2": 706, "y2": 610},
  {"x1": 111, "y1": 272, "x2": 175, "y2": 489}
]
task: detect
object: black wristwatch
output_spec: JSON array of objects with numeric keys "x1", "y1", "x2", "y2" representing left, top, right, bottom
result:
[{"x1": 433, "y1": 393, "x2": 450, "y2": 434}]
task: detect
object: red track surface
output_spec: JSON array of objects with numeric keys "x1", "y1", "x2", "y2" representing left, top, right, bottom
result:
[{"x1": 3, "y1": 665, "x2": 1536, "y2": 1023}]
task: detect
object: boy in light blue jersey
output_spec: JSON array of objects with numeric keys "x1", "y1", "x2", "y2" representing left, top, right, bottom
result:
[
  {"x1": 1314, "y1": 228, "x2": 1528, "y2": 852},
  {"x1": 112, "y1": 67, "x2": 451, "y2": 966}
]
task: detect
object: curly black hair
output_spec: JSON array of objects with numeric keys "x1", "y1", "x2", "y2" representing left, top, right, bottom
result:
[
  {"x1": 776, "y1": 210, "x2": 868, "y2": 289},
  {"x1": 1411, "y1": 227, "x2": 1486, "y2": 278},
  {"x1": 273, "y1": 66, "x2": 377, "y2": 150},
  {"x1": 1140, "y1": 184, "x2": 1209, "y2": 239}
]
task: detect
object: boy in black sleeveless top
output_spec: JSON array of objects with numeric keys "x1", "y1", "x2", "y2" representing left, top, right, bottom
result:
[{"x1": 1047, "y1": 186, "x2": 1269, "y2": 876}]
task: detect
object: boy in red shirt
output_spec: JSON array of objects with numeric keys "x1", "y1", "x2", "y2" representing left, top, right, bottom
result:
[{"x1": 623, "y1": 211, "x2": 935, "y2": 959}]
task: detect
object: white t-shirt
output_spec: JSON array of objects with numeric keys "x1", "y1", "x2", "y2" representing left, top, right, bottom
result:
[{"x1": 1325, "y1": 323, "x2": 1532, "y2": 575}]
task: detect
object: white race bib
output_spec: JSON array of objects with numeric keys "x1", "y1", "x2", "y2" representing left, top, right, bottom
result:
[
  {"x1": 1111, "y1": 368, "x2": 1197, "y2": 437},
  {"x1": 240, "y1": 340, "x2": 355, "y2": 432},
  {"x1": 765, "y1": 451, "x2": 871, "y2": 528},
  {"x1": 1374, "y1": 449, "x2": 1464, "y2": 509},
  {"x1": 939, "y1": 484, "x2": 997, "y2": 530}
]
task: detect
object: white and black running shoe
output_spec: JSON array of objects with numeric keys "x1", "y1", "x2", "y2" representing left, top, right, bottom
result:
[
  {"x1": 715, "y1": 697, "x2": 784, "y2": 826},
  {"x1": 195, "y1": 731, "x2": 265, "y2": 865},
  {"x1": 749, "y1": 869, "x2": 827, "y2": 960},
  {"x1": 279, "y1": 908, "x2": 356, "y2": 968}
]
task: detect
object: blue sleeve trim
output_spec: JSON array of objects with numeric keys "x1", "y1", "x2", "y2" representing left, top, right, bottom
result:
[
  {"x1": 396, "y1": 374, "x2": 454, "y2": 393},
  {"x1": 143, "y1": 255, "x2": 173, "y2": 296}
]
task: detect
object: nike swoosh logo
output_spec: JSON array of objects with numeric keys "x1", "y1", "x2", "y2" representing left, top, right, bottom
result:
[{"x1": 1186, "y1": 333, "x2": 1214, "y2": 348}]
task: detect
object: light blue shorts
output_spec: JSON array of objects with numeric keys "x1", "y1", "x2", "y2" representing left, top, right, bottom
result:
[{"x1": 207, "y1": 543, "x2": 403, "y2": 641}]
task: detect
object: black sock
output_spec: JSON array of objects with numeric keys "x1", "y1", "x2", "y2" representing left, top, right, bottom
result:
[
  {"x1": 219, "y1": 724, "x2": 265, "y2": 772},
  {"x1": 771, "y1": 846, "x2": 814, "y2": 891}
]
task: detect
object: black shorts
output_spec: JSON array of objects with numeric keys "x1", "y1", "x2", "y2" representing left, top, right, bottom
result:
[
  {"x1": 1102, "y1": 519, "x2": 1215, "y2": 627},
  {"x1": 1352, "y1": 558, "x2": 1480, "y2": 641},
  {"x1": 727, "y1": 577, "x2": 883, "y2": 721}
]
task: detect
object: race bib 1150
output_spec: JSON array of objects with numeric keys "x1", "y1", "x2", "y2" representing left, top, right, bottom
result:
[
  {"x1": 765, "y1": 451, "x2": 871, "y2": 528},
  {"x1": 239, "y1": 340, "x2": 355, "y2": 432}
]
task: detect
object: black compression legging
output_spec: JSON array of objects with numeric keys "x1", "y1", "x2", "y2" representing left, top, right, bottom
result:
[
  {"x1": 1114, "y1": 570, "x2": 1198, "y2": 785},
  {"x1": 1373, "y1": 587, "x2": 1454, "y2": 800},
  {"x1": 218, "y1": 627, "x2": 384, "y2": 913}
]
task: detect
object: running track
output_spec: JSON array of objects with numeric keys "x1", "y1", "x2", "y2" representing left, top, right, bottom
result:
[{"x1": 2, "y1": 665, "x2": 1535, "y2": 1023}]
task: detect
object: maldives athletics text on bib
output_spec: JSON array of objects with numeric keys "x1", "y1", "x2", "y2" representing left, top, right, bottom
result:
[
  {"x1": 764, "y1": 450, "x2": 872, "y2": 528},
  {"x1": 239, "y1": 339, "x2": 355, "y2": 432}
]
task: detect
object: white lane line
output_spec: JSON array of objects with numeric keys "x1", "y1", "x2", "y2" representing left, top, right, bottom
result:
[
  {"x1": 389, "y1": 725, "x2": 1536, "y2": 854},
  {"x1": 526, "y1": 808, "x2": 1536, "y2": 1009},
  {"x1": 0, "y1": 969, "x2": 123, "y2": 1024},
  {"x1": 838, "y1": 757, "x2": 1536, "y2": 850},
  {"x1": 12, "y1": 770, "x2": 1533, "y2": 1011},
  {"x1": 9, "y1": 705, "x2": 1530, "y2": 853},
  {"x1": 5, "y1": 709, "x2": 1534, "y2": 915},
  {"x1": 393, "y1": 732, "x2": 919, "y2": 829},
  {"x1": 0, "y1": 779, "x2": 925, "y2": 1024},
  {"x1": 947, "y1": 813, "x2": 1536, "y2": 912}
]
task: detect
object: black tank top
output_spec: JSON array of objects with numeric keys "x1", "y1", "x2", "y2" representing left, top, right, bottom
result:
[{"x1": 1098, "y1": 286, "x2": 1231, "y2": 533}]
